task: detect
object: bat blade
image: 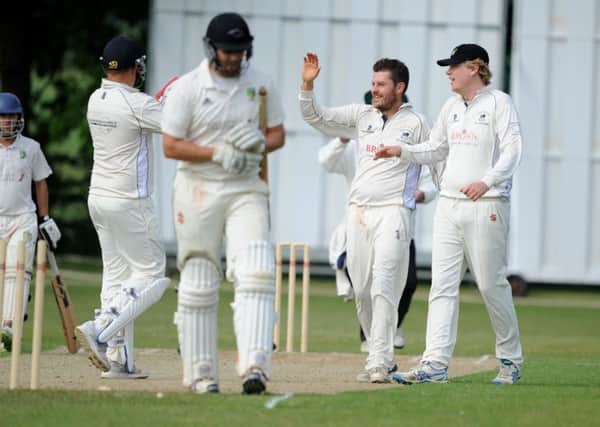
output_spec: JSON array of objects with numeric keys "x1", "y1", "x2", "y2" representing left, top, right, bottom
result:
[{"x1": 48, "y1": 252, "x2": 79, "y2": 354}]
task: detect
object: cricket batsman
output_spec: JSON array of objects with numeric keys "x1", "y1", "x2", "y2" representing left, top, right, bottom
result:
[
  {"x1": 161, "y1": 12, "x2": 285, "y2": 394},
  {"x1": 0, "y1": 92, "x2": 60, "y2": 352}
]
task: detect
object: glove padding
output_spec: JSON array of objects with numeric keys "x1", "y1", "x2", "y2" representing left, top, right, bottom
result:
[
  {"x1": 39, "y1": 216, "x2": 61, "y2": 251},
  {"x1": 226, "y1": 123, "x2": 265, "y2": 153},
  {"x1": 212, "y1": 144, "x2": 262, "y2": 175}
]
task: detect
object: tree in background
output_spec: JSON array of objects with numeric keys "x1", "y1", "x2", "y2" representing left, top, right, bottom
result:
[{"x1": 0, "y1": 1, "x2": 148, "y2": 255}]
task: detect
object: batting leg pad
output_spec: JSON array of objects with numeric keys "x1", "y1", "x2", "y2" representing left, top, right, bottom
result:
[
  {"x1": 106, "y1": 322, "x2": 136, "y2": 373},
  {"x1": 98, "y1": 277, "x2": 171, "y2": 343},
  {"x1": 1, "y1": 276, "x2": 31, "y2": 325},
  {"x1": 176, "y1": 257, "x2": 221, "y2": 386},
  {"x1": 232, "y1": 241, "x2": 275, "y2": 378}
]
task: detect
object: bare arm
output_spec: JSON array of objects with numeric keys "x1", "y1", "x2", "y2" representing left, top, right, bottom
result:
[
  {"x1": 35, "y1": 179, "x2": 49, "y2": 217},
  {"x1": 265, "y1": 124, "x2": 285, "y2": 153},
  {"x1": 162, "y1": 133, "x2": 215, "y2": 162}
]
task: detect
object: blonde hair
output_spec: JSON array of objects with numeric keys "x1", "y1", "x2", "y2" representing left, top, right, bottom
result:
[{"x1": 465, "y1": 59, "x2": 492, "y2": 85}]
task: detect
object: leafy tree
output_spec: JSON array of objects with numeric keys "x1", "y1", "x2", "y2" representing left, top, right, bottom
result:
[{"x1": 1, "y1": 1, "x2": 148, "y2": 255}]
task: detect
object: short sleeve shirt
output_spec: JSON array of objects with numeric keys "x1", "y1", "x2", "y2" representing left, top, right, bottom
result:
[
  {"x1": 0, "y1": 134, "x2": 52, "y2": 215},
  {"x1": 162, "y1": 59, "x2": 284, "y2": 181}
]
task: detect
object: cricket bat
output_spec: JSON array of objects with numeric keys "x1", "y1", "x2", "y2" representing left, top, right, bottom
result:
[
  {"x1": 258, "y1": 86, "x2": 268, "y2": 182},
  {"x1": 47, "y1": 251, "x2": 79, "y2": 353}
]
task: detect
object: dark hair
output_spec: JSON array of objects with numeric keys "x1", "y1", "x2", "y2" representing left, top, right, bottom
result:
[{"x1": 372, "y1": 58, "x2": 409, "y2": 92}]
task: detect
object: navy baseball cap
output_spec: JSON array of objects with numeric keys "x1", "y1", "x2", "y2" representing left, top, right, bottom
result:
[
  {"x1": 437, "y1": 44, "x2": 489, "y2": 66},
  {"x1": 100, "y1": 36, "x2": 145, "y2": 71}
]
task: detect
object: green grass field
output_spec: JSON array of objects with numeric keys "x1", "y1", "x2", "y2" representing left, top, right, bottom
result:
[{"x1": 2, "y1": 264, "x2": 600, "y2": 427}]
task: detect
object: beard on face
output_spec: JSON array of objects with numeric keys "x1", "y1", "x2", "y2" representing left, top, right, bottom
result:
[
  {"x1": 219, "y1": 60, "x2": 242, "y2": 76},
  {"x1": 373, "y1": 92, "x2": 399, "y2": 111}
]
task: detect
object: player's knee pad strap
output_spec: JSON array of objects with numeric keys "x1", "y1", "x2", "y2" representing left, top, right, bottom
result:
[
  {"x1": 234, "y1": 240, "x2": 275, "y2": 294},
  {"x1": 98, "y1": 277, "x2": 171, "y2": 343},
  {"x1": 178, "y1": 258, "x2": 221, "y2": 308}
]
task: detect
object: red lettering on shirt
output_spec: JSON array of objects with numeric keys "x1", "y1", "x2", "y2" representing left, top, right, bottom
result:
[
  {"x1": 365, "y1": 144, "x2": 379, "y2": 153},
  {"x1": 450, "y1": 131, "x2": 479, "y2": 142}
]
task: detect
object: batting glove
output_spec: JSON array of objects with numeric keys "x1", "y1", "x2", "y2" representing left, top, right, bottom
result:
[
  {"x1": 39, "y1": 216, "x2": 61, "y2": 251},
  {"x1": 212, "y1": 144, "x2": 263, "y2": 175},
  {"x1": 226, "y1": 123, "x2": 265, "y2": 153}
]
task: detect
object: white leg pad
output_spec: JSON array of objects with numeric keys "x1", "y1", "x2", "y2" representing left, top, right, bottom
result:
[
  {"x1": 98, "y1": 277, "x2": 170, "y2": 342},
  {"x1": 232, "y1": 241, "x2": 275, "y2": 378},
  {"x1": 2, "y1": 277, "x2": 16, "y2": 326},
  {"x1": 176, "y1": 257, "x2": 221, "y2": 386},
  {"x1": 2, "y1": 276, "x2": 30, "y2": 327}
]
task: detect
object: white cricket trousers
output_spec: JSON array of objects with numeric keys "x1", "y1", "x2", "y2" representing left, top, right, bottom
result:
[
  {"x1": 346, "y1": 204, "x2": 411, "y2": 371},
  {"x1": 422, "y1": 197, "x2": 523, "y2": 366},
  {"x1": 88, "y1": 195, "x2": 166, "y2": 309},
  {"x1": 173, "y1": 173, "x2": 269, "y2": 273}
]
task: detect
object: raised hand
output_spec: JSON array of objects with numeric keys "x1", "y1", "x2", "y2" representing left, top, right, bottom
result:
[{"x1": 302, "y1": 52, "x2": 321, "y2": 89}]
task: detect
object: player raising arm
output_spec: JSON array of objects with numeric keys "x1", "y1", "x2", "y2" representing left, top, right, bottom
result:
[{"x1": 300, "y1": 53, "x2": 429, "y2": 384}]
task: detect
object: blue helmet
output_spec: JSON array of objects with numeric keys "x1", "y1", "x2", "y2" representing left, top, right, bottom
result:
[{"x1": 0, "y1": 92, "x2": 25, "y2": 138}]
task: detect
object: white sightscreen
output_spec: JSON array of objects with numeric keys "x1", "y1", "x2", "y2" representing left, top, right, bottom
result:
[{"x1": 148, "y1": 0, "x2": 507, "y2": 268}]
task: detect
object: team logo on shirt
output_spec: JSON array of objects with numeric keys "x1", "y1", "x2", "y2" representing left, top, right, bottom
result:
[
  {"x1": 396, "y1": 129, "x2": 412, "y2": 143},
  {"x1": 359, "y1": 124, "x2": 375, "y2": 134},
  {"x1": 246, "y1": 87, "x2": 256, "y2": 101},
  {"x1": 490, "y1": 213, "x2": 497, "y2": 222},
  {"x1": 19, "y1": 149, "x2": 26, "y2": 159},
  {"x1": 449, "y1": 113, "x2": 460, "y2": 123},
  {"x1": 475, "y1": 111, "x2": 490, "y2": 125}
]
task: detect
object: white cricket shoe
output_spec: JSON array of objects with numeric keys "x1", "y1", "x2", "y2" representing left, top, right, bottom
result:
[
  {"x1": 394, "y1": 326, "x2": 405, "y2": 349},
  {"x1": 75, "y1": 321, "x2": 110, "y2": 372},
  {"x1": 191, "y1": 378, "x2": 220, "y2": 394},
  {"x1": 242, "y1": 368, "x2": 267, "y2": 394},
  {"x1": 392, "y1": 360, "x2": 448, "y2": 385},
  {"x1": 369, "y1": 366, "x2": 391, "y2": 383},
  {"x1": 491, "y1": 359, "x2": 521, "y2": 385},
  {"x1": 356, "y1": 364, "x2": 397, "y2": 383},
  {"x1": 100, "y1": 361, "x2": 148, "y2": 379}
]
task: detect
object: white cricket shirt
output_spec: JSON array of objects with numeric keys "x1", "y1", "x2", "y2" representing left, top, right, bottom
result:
[
  {"x1": 319, "y1": 137, "x2": 438, "y2": 239},
  {"x1": 162, "y1": 59, "x2": 284, "y2": 185},
  {"x1": 0, "y1": 134, "x2": 52, "y2": 215},
  {"x1": 300, "y1": 90, "x2": 430, "y2": 208},
  {"x1": 87, "y1": 79, "x2": 162, "y2": 199},
  {"x1": 401, "y1": 88, "x2": 522, "y2": 199}
]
